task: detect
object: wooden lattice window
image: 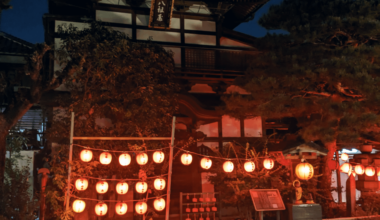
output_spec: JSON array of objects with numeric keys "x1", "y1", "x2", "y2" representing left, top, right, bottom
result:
[{"x1": 185, "y1": 49, "x2": 215, "y2": 69}]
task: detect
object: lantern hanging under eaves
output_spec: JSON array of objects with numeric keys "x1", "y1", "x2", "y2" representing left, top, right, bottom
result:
[
  {"x1": 339, "y1": 163, "x2": 352, "y2": 174},
  {"x1": 365, "y1": 166, "x2": 376, "y2": 177},
  {"x1": 72, "y1": 199, "x2": 86, "y2": 213},
  {"x1": 295, "y1": 161, "x2": 314, "y2": 180},
  {"x1": 116, "y1": 182, "x2": 129, "y2": 195},
  {"x1": 181, "y1": 153, "x2": 193, "y2": 165},
  {"x1": 135, "y1": 201, "x2": 148, "y2": 214},
  {"x1": 119, "y1": 153, "x2": 131, "y2": 166},
  {"x1": 341, "y1": 153, "x2": 349, "y2": 161},
  {"x1": 96, "y1": 181, "x2": 109, "y2": 194},
  {"x1": 136, "y1": 153, "x2": 148, "y2": 165},
  {"x1": 80, "y1": 149, "x2": 93, "y2": 162},
  {"x1": 99, "y1": 152, "x2": 112, "y2": 165},
  {"x1": 223, "y1": 161, "x2": 234, "y2": 173},
  {"x1": 200, "y1": 157, "x2": 212, "y2": 170},
  {"x1": 95, "y1": 202, "x2": 108, "y2": 216},
  {"x1": 244, "y1": 161, "x2": 255, "y2": 172},
  {"x1": 355, "y1": 164, "x2": 365, "y2": 175},
  {"x1": 75, "y1": 178, "x2": 89, "y2": 191},
  {"x1": 153, "y1": 151, "x2": 165, "y2": 163},
  {"x1": 154, "y1": 178, "x2": 166, "y2": 190},
  {"x1": 263, "y1": 158, "x2": 275, "y2": 170},
  {"x1": 115, "y1": 202, "x2": 128, "y2": 215},
  {"x1": 153, "y1": 198, "x2": 166, "y2": 211},
  {"x1": 135, "y1": 181, "x2": 148, "y2": 194}
]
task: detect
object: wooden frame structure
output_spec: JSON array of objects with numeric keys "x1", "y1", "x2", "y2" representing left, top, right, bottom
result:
[{"x1": 65, "y1": 112, "x2": 176, "y2": 220}]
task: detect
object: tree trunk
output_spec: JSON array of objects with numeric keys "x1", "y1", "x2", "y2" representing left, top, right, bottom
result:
[
  {"x1": 322, "y1": 141, "x2": 337, "y2": 201},
  {"x1": 0, "y1": 128, "x2": 9, "y2": 215}
]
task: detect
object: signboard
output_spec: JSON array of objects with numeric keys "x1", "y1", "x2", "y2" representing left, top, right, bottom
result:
[
  {"x1": 249, "y1": 189, "x2": 286, "y2": 211},
  {"x1": 149, "y1": 0, "x2": 175, "y2": 29}
]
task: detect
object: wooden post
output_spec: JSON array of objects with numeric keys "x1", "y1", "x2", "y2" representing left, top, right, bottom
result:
[
  {"x1": 346, "y1": 173, "x2": 356, "y2": 216},
  {"x1": 259, "y1": 211, "x2": 264, "y2": 220},
  {"x1": 276, "y1": 210, "x2": 280, "y2": 220},
  {"x1": 38, "y1": 168, "x2": 50, "y2": 220},
  {"x1": 180, "y1": 192, "x2": 183, "y2": 220},
  {"x1": 65, "y1": 112, "x2": 75, "y2": 210},
  {"x1": 165, "y1": 116, "x2": 176, "y2": 220},
  {"x1": 335, "y1": 150, "x2": 342, "y2": 203}
]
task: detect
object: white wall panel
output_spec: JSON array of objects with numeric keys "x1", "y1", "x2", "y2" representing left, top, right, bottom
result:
[
  {"x1": 99, "y1": 0, "x2": 129, "y2": 5},
  {"x1": 220, "y1": 37, "x2": 252, "y2": 47},
  {"x1": 96, "y1": 10, "x2": 132, "y2": 24},
  {"x1": 137, "y1": 29, "x2": 180, "y2": 43},
  {"x1": 185, "y1": 33, "x2": 216, "y2": 45},
  {"x1": 55, "y1": 21, "x2": 90, "y2": 32},
  {"x1": 136, "y1": 14, "x2": 149, "y2": 26},
  {"x1": 107, "y1": 26, "x2": 132, "y2": 37},
  {"x1": 170, "y1": 18, "x2": 180, "y2": 29},
  {"x1": 184, "y1": 19, "x2": 215, "y2": 31}
]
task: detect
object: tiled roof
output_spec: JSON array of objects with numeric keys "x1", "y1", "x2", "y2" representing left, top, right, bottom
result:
[{"x1": 0, "y1": 32, "x2": 35, "y2": 55}]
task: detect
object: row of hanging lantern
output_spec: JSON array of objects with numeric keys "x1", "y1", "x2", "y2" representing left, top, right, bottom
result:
[
  {"x1": 72, "y1": 198, "x2": 165, "y2": 215},
  {"x1": 339, "y1": 153, "x2": 380, "y2": 177},
  {"x1": 75, "y1": 177, "x2": 166, "y2": 194},
  {"x1": 80, "y1": 149, "x2": 165, "y2": 165}
]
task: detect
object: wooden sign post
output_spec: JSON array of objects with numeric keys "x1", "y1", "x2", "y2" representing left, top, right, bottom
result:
[
  {"x1": 149, "y1": 0, "x2": 175, "y2": 29},
  {"x1": 249, "y1": 189, "x2": 286, "y2": 220}
]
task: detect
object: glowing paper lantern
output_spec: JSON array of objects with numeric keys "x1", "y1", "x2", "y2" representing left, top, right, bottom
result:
[
  {"x1": 339, "y1": 163, "x2": 352, "y2": 173},
  {"x1": 135, "y1": 182, "x2": 148, "y2": 193},
  {"x1": 119, "y1": 153, "x2": 131, "y2": 166},
  {"x1": 295, "y1": 162, "x2": 314, "y2": 180},
  {"x1": 95, "y1": 202, "x2": 108, "y2": 216},
  {"x1": 116, "y1": 182, "x2": 129, "y2": 195},
  {"x1": 72, "y1": 199, "x2": 86, "y2": 213},
  {"x1": 365, "y1": 166, "x2": 376, "y2": 176},
  {"x1": 136, "y1": 153, "x2": 148, "y2": 165},
  {"x1": 154, "y1": 178, "x2": 166, "y2": 190},
  {"x1": 153, "y1": 198, "x2": 166, "y2": 211},
  {"x1": 200, "y1": 157, "x2": 212, "y2": 170},
  {"x1": 135, "y1": 201, "x2": 148, "y2": 214},
  {"x1": 99, "y1": 152, "x2": 112, "y2": 165},
  {"x1": 355, "y1": 164, "x2": 365, "y2": 175},
  {"x1": 115, "y1": 202, "x2": 128, "y2": 215},
  {"x1": 96, "y1": 181, "x2": 109, "y2": 194},
  {"x1": 244, "y1": 161, "x2": 255, "y2": 172},
  {"x1": 341, "y1": 153, "x2": 349, "y2": 161},
  {"x1": 80, "y1": 149, "x2": 93, "y2": 162},
  {"x1": 181, "y1": 153, "x2": 193, "y2": 165},
  {"x1": 263, "y1": 158, "x2": 275, "y2": 170},
  {"x1": 75, "y1": 178, "x2": 88, "y2": 191},
  {"x1": 153, "y1": 151, "x2": 165, "y2": 163},
  {"x1": 223, "y1": 161, "x2": 234, "y2": 173}
]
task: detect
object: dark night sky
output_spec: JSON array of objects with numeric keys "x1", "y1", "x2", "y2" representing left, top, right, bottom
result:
[{"x1": 0, "y1": 0, "x2": 286, "y2": 44}]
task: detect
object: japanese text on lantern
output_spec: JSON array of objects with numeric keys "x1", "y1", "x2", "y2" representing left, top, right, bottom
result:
[{"x1": 149, "y1": 0, "x2": 174, "y2": 28}]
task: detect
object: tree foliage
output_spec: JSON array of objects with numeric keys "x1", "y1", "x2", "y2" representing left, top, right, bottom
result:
[
  {"x1": 45, "y1": 22, "x2": 179, "y2": 219},
  {"x1": 223, "y1": 0, "x2": 380, "y2": 214}
]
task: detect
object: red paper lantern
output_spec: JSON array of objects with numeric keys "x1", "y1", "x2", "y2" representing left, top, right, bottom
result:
[
  {"x1": 135, "y1": 201, "x2": 148, "y2": 214},
  {"x1": 223, "y1": 161, "x2": 234, "y2": 173},
  {"x1": 341, "y1": 153, "x2": 349, "y2": 161},
  {"x1": 119, "y1": 153, "x2": 131, "y2": 166},
  {"x1": 136, "y1": 153, "x2": 148, "y2": 165},
  {"x1": 80, "y1": 149, "x2": 93, "y2": 162},
  {"x1": 339, "y1": 163, "x2": 352, "y2": 173},
  {"x1": 181, "y1": 153, "x2": 193, "y2": 165},
  {"x1": 154, "y1": 178, "x2": 166, "y2": 190},
  {"x1": 295, "y1": 162, "x2": 314, "y2": 180},
  {"x1": 96, "y1": 181, "x2": 109, "y2": 194},
  {"x1": 153, "y1": 198, "x2": 166, "y2": 211},
  {"x1": 99, "y1": 152, "x2": 112, "y2": 165},
  {"x1": 355, "y1": 164, "x2": 365, "y2": 175},
  {"x1": 365, "y1": 166, "x2": 376, "y2": 176},
  {"x1": 115, "y1": 202, "x2": 128, "y2": 215},
  {"x1": 95, "y1": 202, "x2": 108, "y2": 216},
  {"x1": 116, "y1": 182, "x2": 129, "y2": 195},
  {"x1": 263, "y1": 158, "x2": 274, "y2": 170},
  {"x1": 135, "y1": 181, "x2": 148, "y2": 193},
  {"x1": 75, "y1": 178, "x2": 88, "y2": 191},
  {"x1": 244, "y1": 161, "x2": 255, "y2": 172},
  {"x1": 72, "y1": 199, "x2": 86, "y2": 213},
  {"x1": 200, "y1": 157, "x2": 212, "y2": 170},
  {"x1": 153, "y1": 151, "x2": 165, "y2": 163}
]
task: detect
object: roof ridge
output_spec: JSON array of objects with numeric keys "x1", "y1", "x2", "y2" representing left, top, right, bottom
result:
[{"x1": 0, "y1": 31, "x2": 35, "y2": 49}]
